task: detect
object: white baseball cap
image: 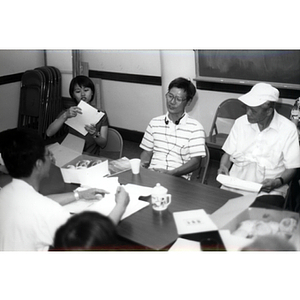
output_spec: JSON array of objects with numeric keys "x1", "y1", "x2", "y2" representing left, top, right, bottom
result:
[{"x1": 238, "y1": 82, "x2": 279, "y2": 107}]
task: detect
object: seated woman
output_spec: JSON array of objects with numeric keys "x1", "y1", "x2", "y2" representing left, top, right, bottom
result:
[{"x1": 46, "y1": 75, "x2": 108, "y2": 156}]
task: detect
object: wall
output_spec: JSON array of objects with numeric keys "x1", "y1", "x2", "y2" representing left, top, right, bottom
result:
[
  {"x1": 0, "y1": 50, "x2": 296, "y2": 135},
  {"x1": 0, "y1": 50, "x2": 44, "y2": 131}
]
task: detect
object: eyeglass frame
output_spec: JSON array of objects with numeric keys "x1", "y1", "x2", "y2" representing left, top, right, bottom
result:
[{"x1": 165, "y1": 92, "x2": 187, "y2": 103}]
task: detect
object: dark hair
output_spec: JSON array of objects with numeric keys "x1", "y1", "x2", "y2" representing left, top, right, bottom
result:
[
  {"x1": 0, "y1": 129, "x2": 45, "y2": 178},
  {"x1": 53, "y1": 211, "x2": 117, "y2": 251},
  {"x1": 168, "y1": 77, "x2": 196, "y2": 101},
  {"x1": 69, "y1": 75, "x2": 95, "y2": 102}
]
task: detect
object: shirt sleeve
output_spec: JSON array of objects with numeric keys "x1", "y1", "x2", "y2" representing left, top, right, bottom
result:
[{"x1": 140, "y1": 122, "x2": 154, "y2": 151}]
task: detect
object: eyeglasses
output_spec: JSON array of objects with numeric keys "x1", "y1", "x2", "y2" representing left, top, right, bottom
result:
[
  {"x1": 165, "y1": 92, "x2": 187, "y2": 103},
  {"x1": 45, "y1": 149, "x2": 55, "y2": 163}
]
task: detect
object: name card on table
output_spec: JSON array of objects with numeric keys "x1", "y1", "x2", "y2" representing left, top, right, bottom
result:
[
  {"x1": 173, "y1": 209, "x2": 217, "y2": 235},
  {"x1": 65, "y1": 101, "x2": 105, "y2": 136}
]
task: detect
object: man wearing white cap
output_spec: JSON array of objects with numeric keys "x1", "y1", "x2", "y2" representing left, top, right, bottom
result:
[{"x1": 218, "y1": 82, "x2": 300, "y2": 207}]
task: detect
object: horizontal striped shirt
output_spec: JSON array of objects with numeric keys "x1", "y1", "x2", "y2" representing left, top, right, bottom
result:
[{"x1": 140, "y1": 113, "x2": 206, "y2": 179}]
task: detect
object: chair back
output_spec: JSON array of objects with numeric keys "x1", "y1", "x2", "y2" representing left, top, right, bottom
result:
[
  {"x1": 209, "y1": 98, "x2": 246, "y2": 136},
  {"x1": 274, "y1": 102, "x2": 293, "y2": 119},
  {"x1": 191, "y1": 144, "x2": 210, "y2": 184},
  {"x1": 102, "y1": 128, "x2": 123, "y2": 159}
]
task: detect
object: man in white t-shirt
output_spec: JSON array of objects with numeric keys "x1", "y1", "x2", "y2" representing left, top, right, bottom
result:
[
  {"x1": 0, "y1": 129, "x2": 129, "y2": 250},
  {"x1": 218, "y1": 83, "x2": 300, "y2": 207}
]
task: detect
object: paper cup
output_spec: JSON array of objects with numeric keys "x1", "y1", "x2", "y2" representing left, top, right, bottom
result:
[{"x1": 130, "y1": 158, "x2": 141, "y2": 174}]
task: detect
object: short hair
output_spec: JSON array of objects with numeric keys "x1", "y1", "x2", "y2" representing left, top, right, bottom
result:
[
  {"x1": 0, "y1": 129, "x2": 45, "y2": 178},
  {"x1": 53, "y1": 211, "x2": 117, "y2": 251},
  {"x1": 69, "y1": 75, "x2": 95, "y2": 102},
  {"x1": 168, "y1": 77, "x2": 197, "y2": 101}
]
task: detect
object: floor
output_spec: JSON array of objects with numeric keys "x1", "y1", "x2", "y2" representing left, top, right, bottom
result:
[{"x1": 122, "y1": 140, "x2": 220, "y2": 188}]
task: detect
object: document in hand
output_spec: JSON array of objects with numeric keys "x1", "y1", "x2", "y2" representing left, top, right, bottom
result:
[
  {"x1": 216, "y1": 174, "x2": 262, "y2": 193},
  {"x1": 65, "y1": 101, "x2": 105, "y2": 135}
]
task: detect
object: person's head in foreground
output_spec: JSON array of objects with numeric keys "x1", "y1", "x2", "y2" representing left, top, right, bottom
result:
[
  {"x1": 1, "y1": 128, "x2": 53, "y2": 179},
  {"x1": 69, "y1": 75, "x2": 95, "y2": 104},
  {"x1": 53, "y1": 211, "x2": 117, "y2": 250}
]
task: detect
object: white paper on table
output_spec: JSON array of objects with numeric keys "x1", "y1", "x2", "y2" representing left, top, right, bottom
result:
[
  {"x1": 218, "y1": 230, "x2": 252, "y2": 251},
  {"x1": 209, "y1": 194, "x2": 257, "y2": 229},
  {"x1": 61, "y1": 160, "x2": 109, "y2": 184},
  {"x1": 169, "y1": 238, "x2": 201, "y2": 251},
  {"x1": 217, "y1": 174, "x2": 262, "y2": 193},
  {"x1": 65, "y1": 101, "x2": 105, "y2": 135},
  {"x1": 63, "y1": 181, "x2": 149, "y2": 220},
  {"x1": 173, "y1": 209, "x2": 218, "y2": 235}
]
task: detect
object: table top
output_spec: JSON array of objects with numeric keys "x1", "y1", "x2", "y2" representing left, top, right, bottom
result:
[
  {"x1": 0, "y1": 158, "x2": 242, "y2": 251},
  {"x1": 115, "y1": 167, "x2": 241, "y2": 250}
]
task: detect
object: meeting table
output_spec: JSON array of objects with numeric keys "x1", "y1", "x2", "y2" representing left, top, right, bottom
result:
[{"x1": 0, "y1": 157, "x2": 242, "y2": 251}]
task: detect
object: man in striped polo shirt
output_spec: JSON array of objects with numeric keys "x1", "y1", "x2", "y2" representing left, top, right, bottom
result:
[{"x1": 140, "y1": 77, "x2": 206, "y2": 180}]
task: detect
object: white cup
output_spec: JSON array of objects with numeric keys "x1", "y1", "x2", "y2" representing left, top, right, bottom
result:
[
  {"x1": 151, "y1": 183, "x2": 172, "y2": 211},
  {"x1": 130, "y1": 158, "x2": 141, "y2": 174}
]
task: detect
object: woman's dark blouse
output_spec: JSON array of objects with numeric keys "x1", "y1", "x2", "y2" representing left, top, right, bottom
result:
[{"x1": 60, "y1": 109, "x2": 108, "y2": 156}]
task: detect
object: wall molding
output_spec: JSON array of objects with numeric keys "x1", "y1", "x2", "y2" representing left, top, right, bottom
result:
[
  {"x1": 0, "y1": 73, "x2": 23, "y2": 85},
  {"x1": 89, "y1": 70, "x2": 161, "y2": 86}
]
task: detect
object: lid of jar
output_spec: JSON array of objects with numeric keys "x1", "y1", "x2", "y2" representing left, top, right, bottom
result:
[{"x1": 152, "y1": 183, "x2": 168, "y2": 194}]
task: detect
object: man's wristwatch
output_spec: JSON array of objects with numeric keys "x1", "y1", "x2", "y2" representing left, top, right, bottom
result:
[
  {"x1": 73, "y1": 190, "x2": 80, "y2": 201},
  {"x1": 276, "y1": 177, "x2": 284, "y2": 186}
]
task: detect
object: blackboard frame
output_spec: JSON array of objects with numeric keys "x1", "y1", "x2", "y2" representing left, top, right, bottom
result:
[{"x1": 194, "y1": 50, "x2": 300, "y2": 99}]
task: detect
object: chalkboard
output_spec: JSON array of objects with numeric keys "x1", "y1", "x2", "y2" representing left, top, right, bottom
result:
[{"x1": 195, "y1": 50, "x2": 300, "y2": 91}]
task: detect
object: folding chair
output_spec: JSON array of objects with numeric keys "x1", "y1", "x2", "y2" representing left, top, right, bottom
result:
[
  {"x1": 101, "y1": 128, "x2": 123, "y2": 159},
  {"x1": 206, "y1": 98, "x2": 246, "y2": 150}
]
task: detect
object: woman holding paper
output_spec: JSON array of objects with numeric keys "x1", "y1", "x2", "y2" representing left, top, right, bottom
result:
[{"x1": 46, "y1": 76, "x2": 109, "y2": 156}]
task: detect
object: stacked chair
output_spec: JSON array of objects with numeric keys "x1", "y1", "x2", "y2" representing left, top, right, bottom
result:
[{"x1": 18, "y1": 66, "x2": 62, "y2": 139}]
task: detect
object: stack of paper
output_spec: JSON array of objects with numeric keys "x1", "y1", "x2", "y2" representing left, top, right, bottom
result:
[{"x1": 217, "y1": 174, "x2": 262, "y2": 193}]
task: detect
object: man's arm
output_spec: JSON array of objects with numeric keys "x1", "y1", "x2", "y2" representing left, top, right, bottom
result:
[
  {"x1": 260, "y1": 168, "x2": 297, "y2": 193},
  {"x1": 140, "y1": 150, "x2": 153, "y2": 168},
  {"x1": 217, "y1": 153, "x2": 232, "y2": 175},
  {"x1": 108, "y1": 186, "x2": 130, "y2": 225},
  {"x1": 47, "y1": 188, "x2": 109, "y2": 206},
  {"x1": 154, "y1": 156, "x2": 202, "y2": 177}
]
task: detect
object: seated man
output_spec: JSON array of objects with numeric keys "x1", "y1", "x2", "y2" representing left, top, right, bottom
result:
[
  {"x1": 0, "y1": 129, "x2": 129, "y2": 251},
  {"x1": 140, "y1": 77, "x2": 206, "y2": 180},
  {"x1": 218, "y1": 82, "x2": 300, "y2": 207}
]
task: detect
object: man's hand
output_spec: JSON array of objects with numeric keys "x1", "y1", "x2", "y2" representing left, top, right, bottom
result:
[
  {"x1": 260, "y1": 179, "x2": 280, "y2": 193},
  {"x1": 115, "y1": 186, "x2": 130, "y2": 209},
  {"x1": 152, "y1": 168, "x2": 171, "y2": 175},
  {"x1": 78, "y1": 188, "x2": 109, "y2": 200},
  {"x1": 218, "y1": 165, "x2": 229, "y2": 175}
]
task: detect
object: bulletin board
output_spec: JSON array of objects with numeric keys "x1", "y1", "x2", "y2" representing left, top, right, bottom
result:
[{"x1": 195, "y1": 50, "x2": 300, "y2": 98}]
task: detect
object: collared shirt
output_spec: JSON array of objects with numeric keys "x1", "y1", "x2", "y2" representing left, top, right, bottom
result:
[
  {"x1": 140, "y1": 113, "x2": 206, "y2": 180},
  {"x1": 0, "y1": 179, "x2": 70, "y2": 251},
  {"x1": 222, "y1": 110, "x2": 300, "y2": 196}
]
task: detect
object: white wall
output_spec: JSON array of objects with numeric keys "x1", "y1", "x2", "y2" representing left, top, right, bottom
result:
[
  {"x1": 0, "y1": 50, "x2": 44, "y2": 131},
  {"x1": 0, "y1": 50, "x2": 295, "y2": 135}
]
